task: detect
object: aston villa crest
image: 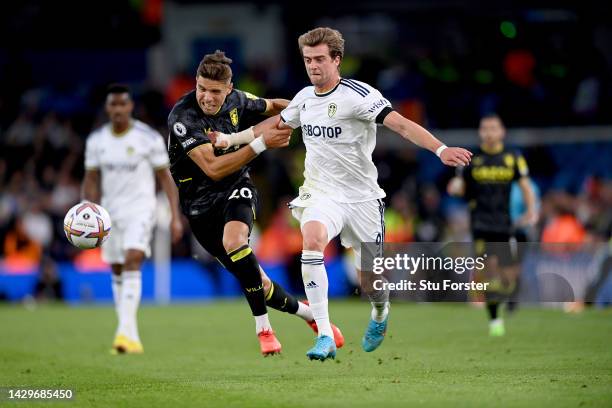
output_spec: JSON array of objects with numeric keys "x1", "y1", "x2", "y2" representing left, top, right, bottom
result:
[{"x1": 230, "y1": 108, "x2": 239, "y2": 126}]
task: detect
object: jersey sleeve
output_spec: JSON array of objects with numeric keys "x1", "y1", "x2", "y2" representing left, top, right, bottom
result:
[
  {"x1": 168, "y1": 108, "x2": 210, "y2": 153},
  {"x1": 84, "y1": 134, "x2": 99, "y2": 170},
  {"x1": 149, "y1": 132, "x2": 170, "y2": 169},
  {"x1": 238, "y1": 90, "x2": 268, "y2": 114},
  {"x1": 280, "y1": 93, "x2": 303, "y2": 129},
  {"x1": 351, "y1": 84, "x2": 392, "y2": 123},
  {"x1": 514, "y1": 151, "x2": 529, "y2": 179}
]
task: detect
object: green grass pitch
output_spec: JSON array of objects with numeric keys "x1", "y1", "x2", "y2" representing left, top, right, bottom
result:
[{"x1": 1, "y1": 300, "x2": 610, "y2": 407}]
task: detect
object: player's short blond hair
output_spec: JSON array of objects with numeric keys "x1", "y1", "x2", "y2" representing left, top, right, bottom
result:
[
  {"x1": 197, "y1": 50, "x2": 233, "y2": 82},
  {"x1": 298, "y1": 27, "x2": 345, "y2": 60}
]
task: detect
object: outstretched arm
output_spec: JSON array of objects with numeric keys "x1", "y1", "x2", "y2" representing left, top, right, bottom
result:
[
  {"x1": 264, "y1": 99, "x2": 290, "y2": 116},
  {"x1": 189, "y1": 115, "x2": 291, "y2": 181},
  {"x1": 213, "y1": 111, "x2": 293, "y2": 149},
  {"x1": 188, "y1": 144, "x2": 258, "y2": 182},
  {"x1": 81, "y1": 169, "x2": 101, "y2": 203},
  {"x1": 517, "y1": 176, "x2": 538, "y2": 226},
  {"x1": 382, "y1": 111, "x2": 472, "y2": 167},
  {"x1": 155, "y1": 167, "x2": 184, "y2": 243}
]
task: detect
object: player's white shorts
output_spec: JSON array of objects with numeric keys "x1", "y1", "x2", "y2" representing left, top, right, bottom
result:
[
  {"x1": 101, "y1": 212, "x2": 155, "y2": 264},
  {"x1": 289, "y1": 192, "x2": 385, "y2": 269}
]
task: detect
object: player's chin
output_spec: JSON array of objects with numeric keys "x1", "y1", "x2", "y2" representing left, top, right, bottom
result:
[{"x1": 309, "y1": 74, "x2": 322, "y2": 83}]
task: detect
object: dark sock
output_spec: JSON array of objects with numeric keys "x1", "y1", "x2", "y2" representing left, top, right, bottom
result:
[
  {"x1": 226, "y1": 245, "x2": 267, "y2": 316},
  {"x1": 265, "y1": 280, "x2": 299, "y2": 314},
  {"x1": 487, "y1": 302, "x2": 499, "y2": 320}
]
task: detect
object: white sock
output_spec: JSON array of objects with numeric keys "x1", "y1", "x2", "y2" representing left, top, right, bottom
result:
[
  {"x1": 371, "y1": 302, "x2": 390, "y2": 323},
  {"x1": 111, "y1": 274, "x2": 122, "y2": 322},
  {"x1": 119, "y1": 270, "x2": 142, "y2": 342},
  {"x1": 310, "y1": 301, "x2": 333, "y2": 338},
  {"x1": 301, "y1": 250, "x2": 333, "y2": 339},
  {"x1": 296, "y1": 301, "x2": 314, "y2": 322},
  {"x1": 255, "y1": 313, "x2": 272, "y2": 333},
  {"x1": 368, "y1": 276, "x2": 390, "y2": 323}
]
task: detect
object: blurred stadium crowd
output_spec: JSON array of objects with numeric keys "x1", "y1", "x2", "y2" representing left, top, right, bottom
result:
[{"x1": 0, "y1": 1, "x2": 610, "y2": 301}]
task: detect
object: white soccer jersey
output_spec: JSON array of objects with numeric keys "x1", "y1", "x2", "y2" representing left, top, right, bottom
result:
[
  {"x1": 281, "y1": 78, "x2": 391, "y2": 203},
  {"x1": 84, "y1": 120, "x2": 169, "y2": 221}
]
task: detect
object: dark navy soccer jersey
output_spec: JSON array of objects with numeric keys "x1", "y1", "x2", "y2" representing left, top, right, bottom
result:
[
  {"x1": 461, "y1": 145, "x2": 529, "y2": 234},
  {"x1": 167, "y1": 89, "x2": 267, "y2": 217}
]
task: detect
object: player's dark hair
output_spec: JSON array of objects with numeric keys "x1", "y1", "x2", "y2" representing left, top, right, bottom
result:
[
  {"x1": 106, "y1": 83, "x2": 131, "y2": 97},
  {"x1": 480, "y1": 113, "x2": 504, "y2": 126},
  {"x1": 298, "y1": 27, "x2": 345, "y2": 60},
  {"x1": 197, "y1": 50, "x2": 233, "y2": 82}
]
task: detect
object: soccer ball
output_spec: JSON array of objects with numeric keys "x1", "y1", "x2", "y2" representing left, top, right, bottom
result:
[{"x1": 63, "y1": 202, "x2": 112, "y2": 249}]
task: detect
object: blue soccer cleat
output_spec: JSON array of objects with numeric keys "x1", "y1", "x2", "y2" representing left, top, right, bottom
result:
[
  {"x1": 306, "y1": 335, "x2": 336, "y2": 361},
  {"x1": 362, "y1": 317, "x2": 388, "y2": 352}
]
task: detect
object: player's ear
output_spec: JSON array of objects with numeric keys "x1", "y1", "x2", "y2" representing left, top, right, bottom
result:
[
  {"x1": 227, "y1": 82, "x2": 233, "y2": 94},
  {"x1": 104, "y1": 95, "x2": 111, "y2": 111}
]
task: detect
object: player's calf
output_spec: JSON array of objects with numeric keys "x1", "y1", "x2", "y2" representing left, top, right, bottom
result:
[
  {"x1": 361, "y1": 274, "x2": 390, "y2": 352},
  {"x1": 225, "y1": 245, "x2": 283, "y2": 355}
]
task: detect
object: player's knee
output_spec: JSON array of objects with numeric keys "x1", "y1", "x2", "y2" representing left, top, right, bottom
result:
[
  {"x1": 123, "y1": 250, "x2": 144, "y2": 271},
  {"x1": 261, "y1": 273, "x2": 272, "y2": 293},
  {"x1": 302, "y1": 225, "x2": 327, "y2": 252},
  {"x1": 222, "y1": 235, "x2": 248, "y2": 254},
  {"x1": 123, "y1": 260, "x2": 142, "y2": 271},
  {"x1": 303, "y1": 235, "x2": 326, "y2": 251},
  {"x1": 111, "y1": 264, "x2": 123, "y2": 275},
  {"x1": 223, "y1": 222, "x2": 250, "y2": 254}
]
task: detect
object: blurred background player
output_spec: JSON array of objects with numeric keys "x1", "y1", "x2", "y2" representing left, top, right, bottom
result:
[
  {"x1": 508, "y1": 177, "x2": 541, "y2": 312},
  {"x1": 275, "y1": 27, "x2": 472, "y2": 361},
  {"x1": 82, "y1": 84, "x2": 184, "y2": 354},
  {"x1": 448, "y1": 113, "x2": 538, "y2": 336},
  {"x1": 168, "y1": 51, "x2": 343, "y2": 356}
]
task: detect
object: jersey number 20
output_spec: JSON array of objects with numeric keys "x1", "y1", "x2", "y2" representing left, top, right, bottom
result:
[{"x1": 229, "y1": 187, "x2": 253, "y2": 200}]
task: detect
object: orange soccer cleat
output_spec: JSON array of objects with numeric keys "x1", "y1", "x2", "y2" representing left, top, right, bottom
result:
[
  {"x1": 302, "y1": 301, "x2": 345, "y2": 348},
  {"x1": 257, "y1": 329, "x2": 282, "y2": 356}
]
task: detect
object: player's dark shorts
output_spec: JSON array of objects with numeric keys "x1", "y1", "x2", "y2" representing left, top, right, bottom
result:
[
  {"x1": 473, "y1": 230, "x2": 517, "y2": 267},
  {"x1": 188, "y1": 180, "x2": 258, "y2": 266}
]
